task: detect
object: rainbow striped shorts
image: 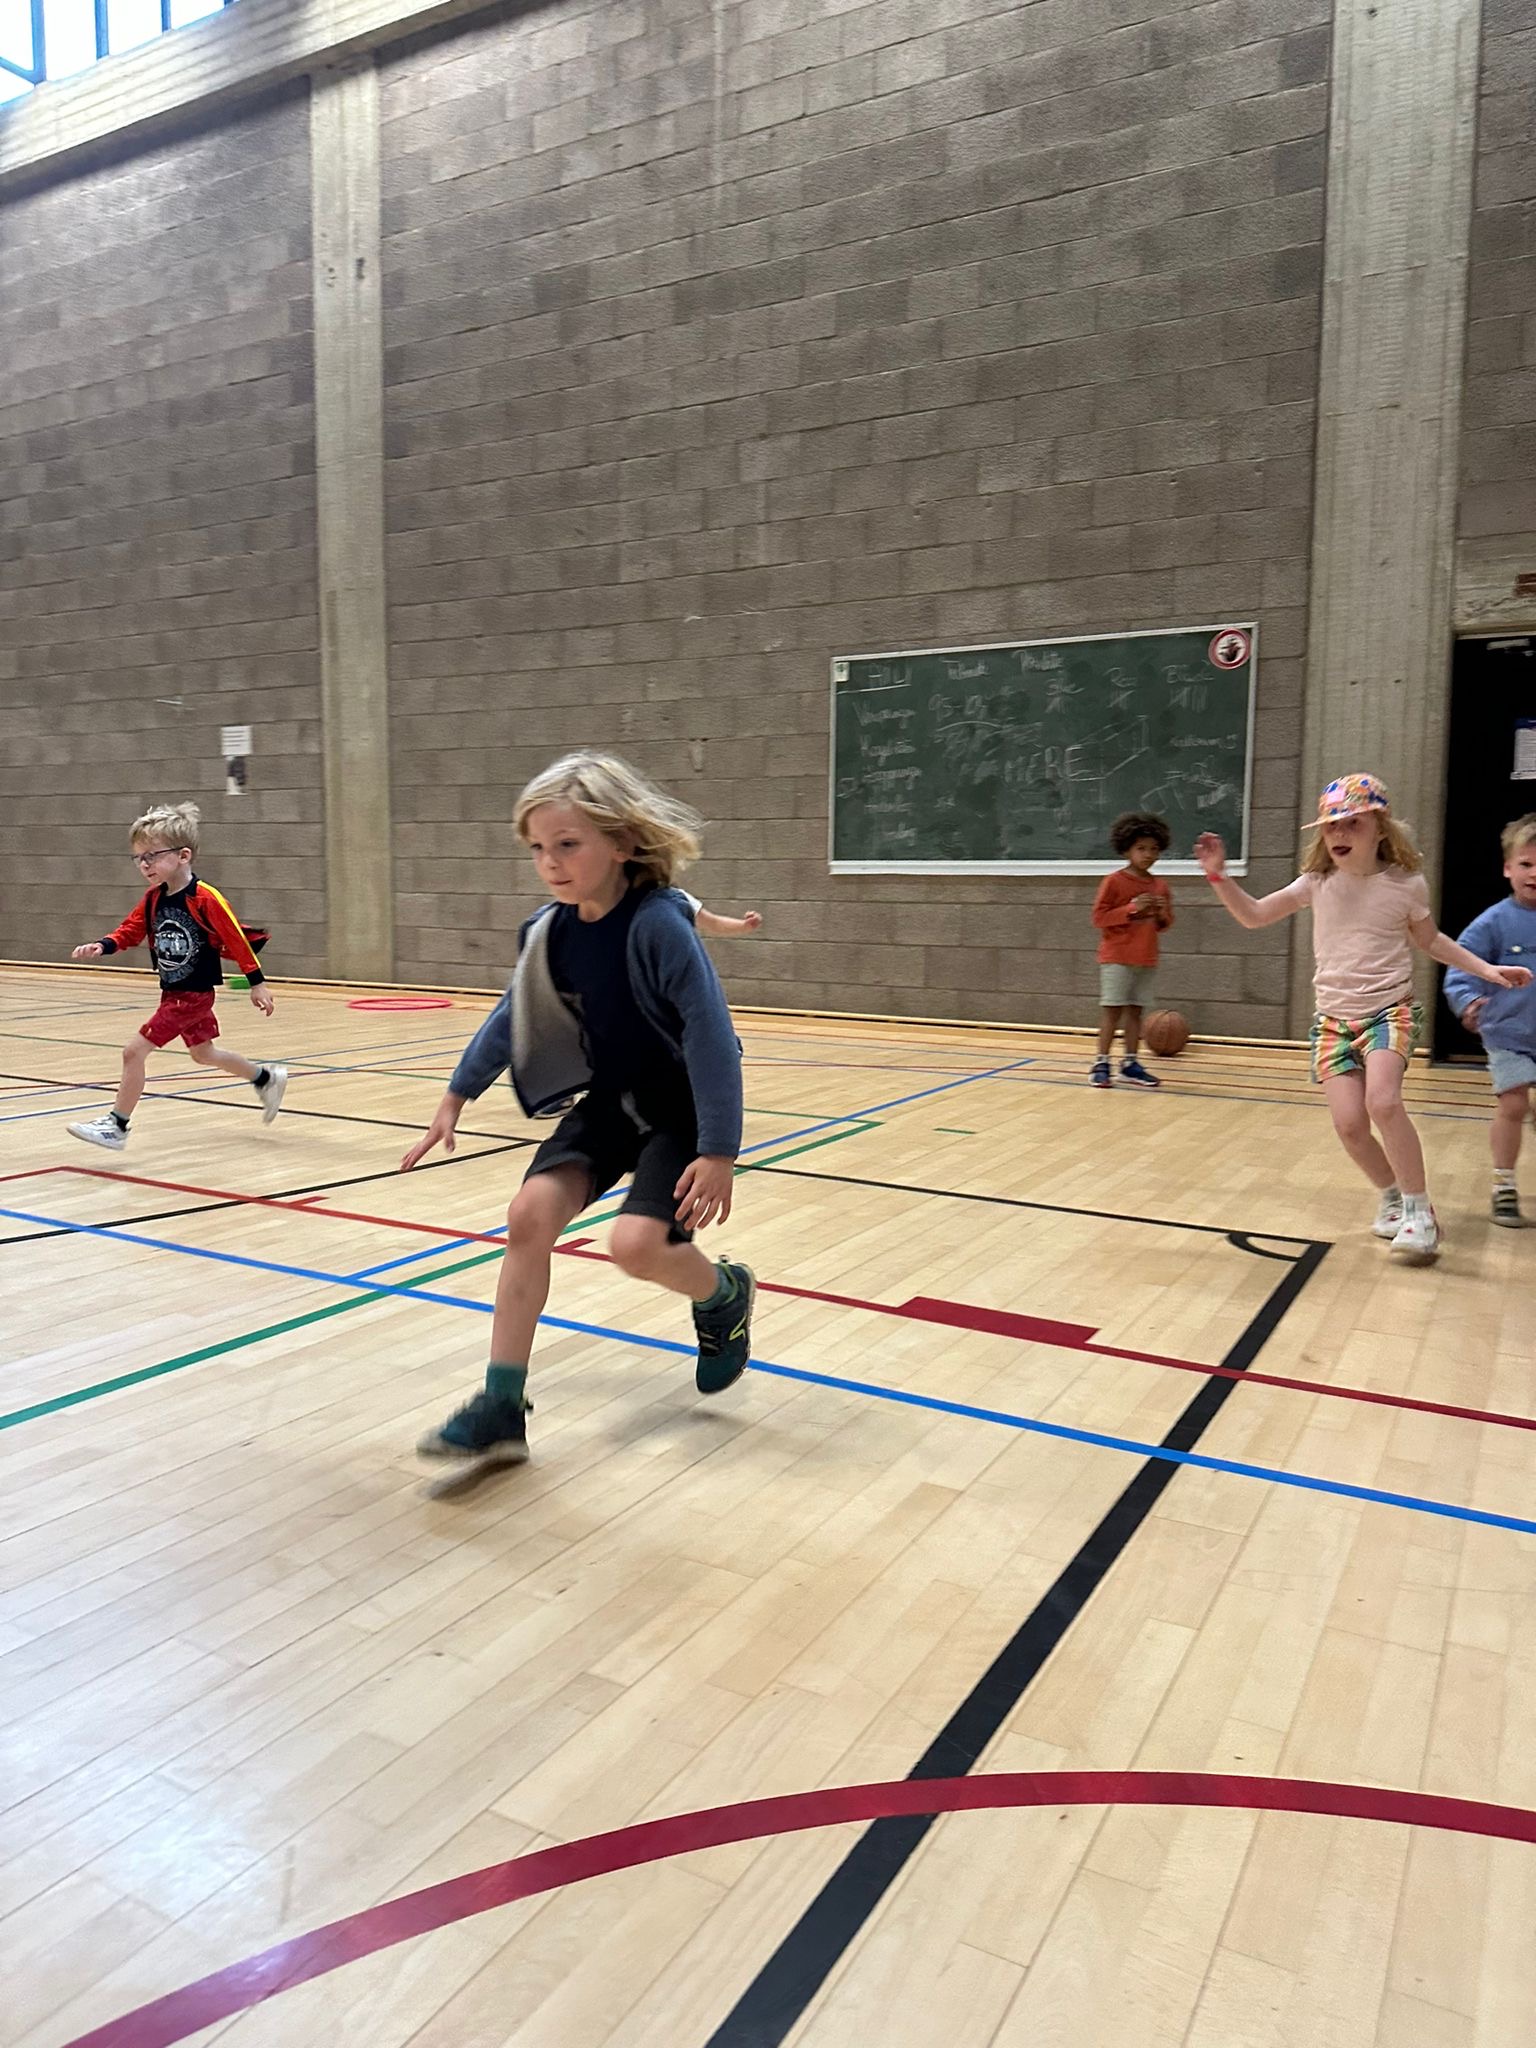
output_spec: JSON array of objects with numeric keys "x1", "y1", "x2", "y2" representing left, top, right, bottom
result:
[{"x1": 1309, "y1": 1002, "x2": 1423, "y2": 1083}]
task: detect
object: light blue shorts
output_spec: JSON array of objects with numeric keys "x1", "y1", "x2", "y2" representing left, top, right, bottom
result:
[
  {"x1": 1100, "y1": 964, "x2": 1156, "y2": 1009},
  {"x1": 1488, "y1": 1046, "x2": 1536, "y2": 1095}
]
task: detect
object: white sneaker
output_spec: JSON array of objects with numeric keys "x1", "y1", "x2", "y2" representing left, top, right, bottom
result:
[
  {"x1": 1390, "y1": 1206, "x2": 1441, "y2": 1264},
  {"x1": 1371, "y1": 1188, "x2": 1404, "y2": 1239},
  {"x1": 256, "y1": 1064, "x2": 288, "y2": 1124},
  {"x1": 68, "y1": 1112, "x2": 127, "y2": 1151}
]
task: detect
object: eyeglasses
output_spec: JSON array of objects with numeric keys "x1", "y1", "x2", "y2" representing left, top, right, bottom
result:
[{"x1": 131, "y1": 848, "x2": 187, "y2": 868}]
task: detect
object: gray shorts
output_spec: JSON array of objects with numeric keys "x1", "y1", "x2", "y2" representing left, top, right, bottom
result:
[
  {"x1": 1100, "y1": 963, "x2": 1156, "y2": 1009},
  {"x1": 1488, "y1": 1046, "x2": 1536, "y2": 1095}
]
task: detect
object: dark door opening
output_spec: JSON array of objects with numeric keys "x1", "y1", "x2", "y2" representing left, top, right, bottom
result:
[{"x1": 1434, "y1": 634, "x2": 1536, "y2": 1061}]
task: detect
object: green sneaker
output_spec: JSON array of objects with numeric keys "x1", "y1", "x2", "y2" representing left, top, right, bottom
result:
[
  {"x1": 692, "y1": 1260, "x2": 756, "y2": 1395},
  {"x1": 417, "y1": 1389, "x2": 529, "y2": 1465}
]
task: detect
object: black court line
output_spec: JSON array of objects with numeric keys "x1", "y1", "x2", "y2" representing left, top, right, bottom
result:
[
  {"x1": 754, "y1": 1161, "x2": 1318, "y2": 1246},
  {"x1": 0, "y1": 1140, "x2": 534, "y2": 1246},
  {"x1": 0, "y1": 1068, "x2": 524, "y2": 1141},
  {"x1": 700, "y1": 1234, "x2": 1330, "y2": 2048}
]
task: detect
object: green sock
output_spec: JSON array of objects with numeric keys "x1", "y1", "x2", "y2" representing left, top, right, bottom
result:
[
  {"x1": 486, "y1": 1363, "x2": 527, "y2": 1409},
  {"x1": 695, "y1": 1264, "x2": 733, "y2": 1313}
]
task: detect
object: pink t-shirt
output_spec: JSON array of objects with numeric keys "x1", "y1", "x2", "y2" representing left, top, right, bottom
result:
[{"x1": 1276, "y1": 867, "x2": 1433, "y2": 1018}]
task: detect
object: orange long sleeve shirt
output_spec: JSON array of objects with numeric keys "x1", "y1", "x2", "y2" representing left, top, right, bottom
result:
[{"x1": 1092, "y1": 868, "x2": 1173, "y2": 967}]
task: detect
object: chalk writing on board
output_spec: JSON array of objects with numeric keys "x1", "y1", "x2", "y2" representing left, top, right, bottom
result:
[{"x1": 831, "y1": 628, "x2": 1255, "y2": 867}]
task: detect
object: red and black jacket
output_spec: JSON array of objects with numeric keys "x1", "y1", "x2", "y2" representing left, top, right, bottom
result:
[{"x1": 100, "y1": 877, "x2": 269, "y2": 992}]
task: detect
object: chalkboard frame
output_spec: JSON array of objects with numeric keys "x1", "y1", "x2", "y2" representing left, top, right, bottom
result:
[{"x1": 827, "y1": 622, "x2": 1258, "y2": 877}]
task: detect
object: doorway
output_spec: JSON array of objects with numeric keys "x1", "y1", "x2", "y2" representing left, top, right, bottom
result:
[{"x1": 1434, "y1": 634, "x2": 1536, "y2": 1060}]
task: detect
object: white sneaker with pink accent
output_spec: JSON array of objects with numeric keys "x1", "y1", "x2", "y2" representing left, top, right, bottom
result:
[{"x1": 1390, "y1": 1206, "x2": 1441, "y2": 1264}]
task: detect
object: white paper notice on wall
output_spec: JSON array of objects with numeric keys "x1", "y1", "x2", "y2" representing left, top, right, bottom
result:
[
  {"x1": 1515, "y1": 720, "x2": 1536, "y2": 782},
  {"x1": 221, "y1": 725, "x2": 252, "y2": 797}
]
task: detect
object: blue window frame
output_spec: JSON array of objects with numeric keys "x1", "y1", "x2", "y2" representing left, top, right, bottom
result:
[{"x1": 1, "y1": 0, "x2": 238, "y2": 98}]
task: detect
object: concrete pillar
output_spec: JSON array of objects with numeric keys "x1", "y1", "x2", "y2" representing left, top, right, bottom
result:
[
  {"x1": 311, "y1": 55, "x2": 394, "y2": 981},
  {"x1": 1294, "y1": 0, "x2": 1482, "y2": 1027}
]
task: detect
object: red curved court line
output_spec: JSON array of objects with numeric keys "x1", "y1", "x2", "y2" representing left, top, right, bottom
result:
[
  {"x1": 59, "y1": 1770, "x2": 1536, "y2": 2048},
  {"x1": 345, "y1": 996, "x2": 455, "y2": 1010}
]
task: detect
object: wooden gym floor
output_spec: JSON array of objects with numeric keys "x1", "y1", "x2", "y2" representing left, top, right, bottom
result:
[{"x1": 1, "y1": 960, "x2": 1533, "y2": 2048}]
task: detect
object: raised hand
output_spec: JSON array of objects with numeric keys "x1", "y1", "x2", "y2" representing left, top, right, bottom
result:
[{"x1": 1193, "y1": 833, "x2": 1227, "y2": 876}]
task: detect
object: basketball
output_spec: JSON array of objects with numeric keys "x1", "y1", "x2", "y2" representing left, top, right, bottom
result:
[{"x1": 1144, "y1": 1010, "x2": 1190, "y2": 1056}]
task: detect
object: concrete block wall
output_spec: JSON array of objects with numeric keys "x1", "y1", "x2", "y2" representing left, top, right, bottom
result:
[
  {"x1": 377, "y1": 0, "x2": 1330, "y2": 1030},
  {"x1": 0, "y1": 93, "x2": 324, "y2": 978},
  {"x1": 1459, "y1": 0, "x2": 1536, "y2": 620}
]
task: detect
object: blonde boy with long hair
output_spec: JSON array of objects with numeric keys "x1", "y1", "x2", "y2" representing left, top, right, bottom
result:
[{"x1": 403, "y1": 754, "x2": 754, "y2": 1469}]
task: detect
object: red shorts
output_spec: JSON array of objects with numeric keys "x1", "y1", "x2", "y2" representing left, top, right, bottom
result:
[{"x1": 141, "y1": 990, "x2": 219, "y2": 1048}]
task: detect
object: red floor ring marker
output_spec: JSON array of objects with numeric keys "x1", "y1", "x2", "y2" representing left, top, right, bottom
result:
[
  {"x1": 344, "y1": 997, "x2": 454, "y2": 1011},
  {"x1": 58, "y1": 1771, "x2": 1536, "y2": 2048}
]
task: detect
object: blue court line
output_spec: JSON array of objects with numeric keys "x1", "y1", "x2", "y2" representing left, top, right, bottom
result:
[
  {"x1": 0, "y1": 1203, "x2": 494, "y2": 1313},
  {"x1": 746, "y1": 1057, "x2": 983, "y2": 1075},
  {"x1": 0, "y1": 1099, "x2": 110, "y2": 1126},
  {"x1": 0, "y1": 1000, "x2": 148, "y2": 1021},
  {"x1": 345, "y1": 1058, "x2": 1037, "y2": 1280},
  {"x1": 17, "y1": 1026, "x2": 486, "y2": 1116},
  {"x1": 5, "y1": 1194, "x2": 1533, "y2": 1540}
]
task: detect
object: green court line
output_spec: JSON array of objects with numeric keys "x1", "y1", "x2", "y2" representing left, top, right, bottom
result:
[
  {"x1": 935, "y1": 1127, "x2": 975, "y2": 1135},
  {"x1": 0, "y1": 1121, "x2": 874, "y2": 1434}
]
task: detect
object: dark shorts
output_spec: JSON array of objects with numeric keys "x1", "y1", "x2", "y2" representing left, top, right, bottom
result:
[
  {"x1": 141, "y1": 989, "x2": 219, "y2": 1048},
  {"x1": 525, "y1": 1089, "x2": 697, "y2": 1240}
]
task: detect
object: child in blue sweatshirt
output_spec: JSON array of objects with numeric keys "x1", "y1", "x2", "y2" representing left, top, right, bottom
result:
[
  {"x1": 401, "y1": 754, "x2": 755, "y2": 1469},
  {"x1": 1443, "y1": 813, "x2": 1536, "y2": 1226}
]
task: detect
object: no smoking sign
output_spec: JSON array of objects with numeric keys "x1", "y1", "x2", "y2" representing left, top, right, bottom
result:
[{"x1": 1208, "y1": 628, "x2": 1251, "y2": 670}]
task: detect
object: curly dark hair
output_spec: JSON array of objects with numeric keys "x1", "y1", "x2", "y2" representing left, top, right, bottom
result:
[{"x1": 1109, "y1": 811, "x2": 1172, "y2": 856}]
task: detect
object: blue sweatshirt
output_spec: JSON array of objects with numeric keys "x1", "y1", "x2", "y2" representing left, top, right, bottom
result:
[
  {"x1": 1443, "y1": 897, "x2": 1536, "y2": 1054},
  {"x1": 447, "y1": 886, "x2": 744, "y2": 1157}
]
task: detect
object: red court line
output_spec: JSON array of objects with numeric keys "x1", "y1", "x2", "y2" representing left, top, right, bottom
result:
[
  {"x1": 57, "y1": 1769, "x2": 1536, "y2": 2048},
  {"x1": 13, "y1": 1165, "x2": 515, "y2": 1246},
  {"x1": 23, "y1": 1167, "x2": 1536, "y2": 1439},
  {"x1": 559, "y1": 1249, "x2": 1536, "y2": 1438}
]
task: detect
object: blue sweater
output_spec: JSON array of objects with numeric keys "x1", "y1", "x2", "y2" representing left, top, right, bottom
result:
[
  {"x1": 447, "y1": 887, "x2": 744, "y2": 1157},
  {"x1": 1443, "y1": 897, "x2": 1536, "y2": 1053}
]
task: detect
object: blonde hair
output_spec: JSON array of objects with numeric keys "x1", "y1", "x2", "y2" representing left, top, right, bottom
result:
[
  {"x1": 1301, "y1": 806, "x2": 1421, "y2": 876},
  {"x1": 1502, "y1": 813, "x2": 1536, "y2": 858},
  {"x1": 130, "y1": 801, "x2": 201, "y2": 856},
  {"x1": 514, "y1": 753, "x2": 702, "y2": 888}
]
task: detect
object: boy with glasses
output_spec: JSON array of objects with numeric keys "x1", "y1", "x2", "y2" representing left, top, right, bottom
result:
[{"x1": 66, "y1": 801, "x2": 285, "y2": 1150}]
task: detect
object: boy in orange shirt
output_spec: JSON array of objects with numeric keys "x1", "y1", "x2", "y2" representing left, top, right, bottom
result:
[{"x1": 1090, "y1": 811, "x2": 1173, "y2": 1088}]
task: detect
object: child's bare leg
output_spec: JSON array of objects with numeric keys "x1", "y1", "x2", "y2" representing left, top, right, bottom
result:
[
  {"x1": 1321, "y1": 1069, "x2": 1396, "y2": 1188},
  {"x1": 1363, "y1": 1050, "x2": 1427, "y2": 1196},
  {"x1": 609, "y1": 1215, "x2": 724, "y2": 1302},
  {"x1": 1491, "y1": 1086, "x2": 1529, "y2": 1171},
  {"x1": 490, "y1": 1166, "x2": 591, "y2": 1366},
  {"x1": 115, "y1": 1033, "x2": 154, "y2": 1119},
  {"x1": 187, "y1": 1041, "x2": 260, "y2": 1083},
  {"x1": 1122, "y1": 1005, "x2": 1143, "y2": 1056},
  {"x1": 1097, "y1": 1006, "x2": 1122, "y2": 1056}
]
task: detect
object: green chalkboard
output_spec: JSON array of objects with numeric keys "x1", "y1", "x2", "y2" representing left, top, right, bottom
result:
[{"x1": 829, "y1": 625, "x2": 1256, "y2": 873}]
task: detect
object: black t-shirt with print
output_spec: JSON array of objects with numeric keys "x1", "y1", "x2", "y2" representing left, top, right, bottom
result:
[{"x1": 151, "y1": 880, "x2": 223, "y2": 993}]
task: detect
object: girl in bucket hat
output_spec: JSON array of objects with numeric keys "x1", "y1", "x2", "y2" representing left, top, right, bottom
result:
[{"x1": 1193, "y1": 775, "x2": 1531, "y2": 1263}]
